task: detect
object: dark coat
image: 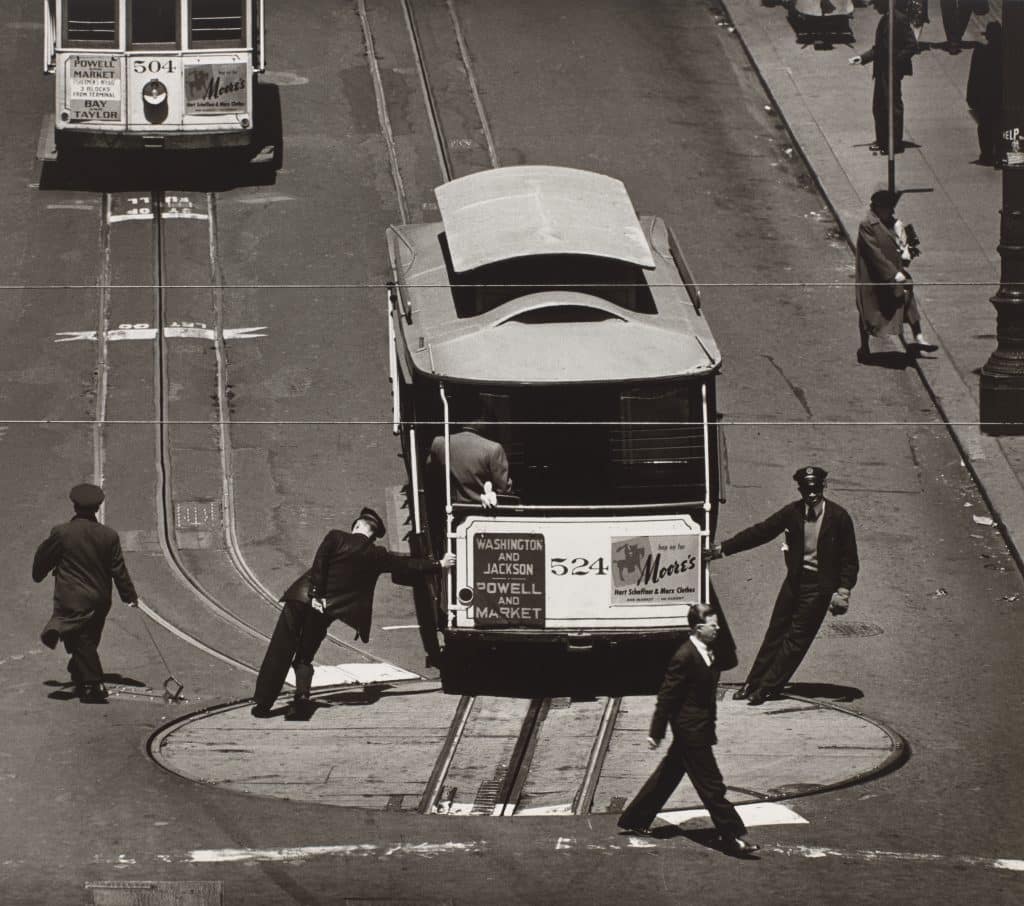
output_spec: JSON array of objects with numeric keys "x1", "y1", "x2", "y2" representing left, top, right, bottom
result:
[
  {"x1": 966, "y1": 33, "x2": 1001, "y2": 113},
  {"x1": 856, "y1": 210, "x2": 909, "y2": 338},
  {"x1": 309, "y1": 531, "x2": 440, "y2": 642},
  {"x1": 427, "y1": 427, "x2": 510, "y2": 505},
  {"x1": 33, "y1": 514, "x2": 137, "y2": 647},
  {"x1": 861, "y1": 9, "x2": 917, "y2": 78},
  {"x1": 649, "y1": 638, "x2": 720, "y2": 746},
  {"x1": 720, "y1": 499, "x2": 859, "y2": 595}
]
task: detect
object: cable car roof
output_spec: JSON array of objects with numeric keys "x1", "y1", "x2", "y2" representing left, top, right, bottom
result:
[
  {"x1": 388, "y1": 213, "x2": 722, "y2": 384},
  {"x1": 435, "y1": 166, "x2": 657, "y2": 273}
]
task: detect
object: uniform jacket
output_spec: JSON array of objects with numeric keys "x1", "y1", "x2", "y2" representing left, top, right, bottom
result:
[
  {"x1": 427, "y1": 428, "x2": 510, "y2": 505},
  {"x1": 308, "y1": 531, "x2": 440, "y2": 642},
  {"x1": 861, "y1": 9, "x2": 917, "y2": 78},
  {"x1": 856, "y1": 210, "x2": 909, "y2": 337},
  {"x1": 649, "y1": 638, "x2": 720, "y2": 746},
  {"x1": 720, "y1": 499, "x2": 859, "y2": 595},
  {"x1": 33, "y1": 514, "x2": 137, "y2": 647}
]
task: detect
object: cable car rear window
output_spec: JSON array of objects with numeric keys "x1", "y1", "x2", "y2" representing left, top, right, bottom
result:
[
  {"x1": 190, "y1": 0, "x2": 245, "y2": 46},
  {"x1": 130, "y1": 0, "x2": 177, "y2": 47},
  {"x1": 442, "y1": 243, "x2": 658, "y2": 318},
  {"x1": 65, "y1": 0, "x2": 118, "y2": 46}
]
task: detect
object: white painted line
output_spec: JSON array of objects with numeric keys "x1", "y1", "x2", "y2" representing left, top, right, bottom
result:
[
  {"x1": 284, "y1": 662, "x2": 420, "y2": 688},
  {"x1": 380, "y1": 624, "x2": 422, "y2": 631},
  {"x1": 46, "y1": 203, "x2": 97, "y2": 211},
  {"x1": 658, "y1": 801, "x2": 809, "y2": 830},
  {"x1": 768, "y1": 843, "x2": 1024, "y2": 873},
  {"x1": 188, "y1": 841, "x2": 483, "y2": 863},
  {"x1": 514, "y1": 803, "x2": 574, "y2": 817},
  {"x1": 54, "y1": 326, "x2": 267, "y2": 343}
]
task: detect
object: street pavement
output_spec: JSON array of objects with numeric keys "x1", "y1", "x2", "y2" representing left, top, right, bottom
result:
[{"x1": 720, "y1": 0, "x2": 1024, "y2": 575}]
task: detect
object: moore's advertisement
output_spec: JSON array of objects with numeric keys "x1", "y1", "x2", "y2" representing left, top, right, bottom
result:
[
  {"x1": 185, "y1": 63, "x2": 247, "y2": 113},
  {"x1": 611, "y1": 534, "x2": 700, "y2": 605}
]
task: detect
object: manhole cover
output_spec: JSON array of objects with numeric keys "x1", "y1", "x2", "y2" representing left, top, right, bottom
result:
[{"x1": 822, "y1": 620, "x2": 884, "y2": 638}]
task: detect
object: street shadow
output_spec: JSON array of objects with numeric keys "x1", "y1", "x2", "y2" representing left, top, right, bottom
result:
[
  {"x1": 37, "y1": 82, "x2": 282, "y2": 194},
  {"x1": 857, "y1": 349, "x2": 911, "y2": 370},
  {"x1": 317, "y1": 685, "x2": 390, "y2": 707},
  {"x1": 785, "y1": 681, "x2": 863, "y2": 703},
  {"x1": 652, "y1": 826, "x2": 763, "y2": 860},
  {"x1": 45, "y1": 671, "x2": 146, "y2": 700}
]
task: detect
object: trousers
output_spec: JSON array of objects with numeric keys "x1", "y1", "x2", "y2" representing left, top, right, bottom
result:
[
  {"x1": 872, "y1": 72, "x2": 905, "y2": 149},
  {"x1": 253, "y1": 600, "x2": 311, "y2": 708},
  {"x1": 619, "y1": 736, "x2": 746, "y2": 837},
  {"x1": 62, "y1": 607, "x2": 109, "y2": 687},
  {"x1": 745, "y1": 572, "x2": 829, "y2": 693}
]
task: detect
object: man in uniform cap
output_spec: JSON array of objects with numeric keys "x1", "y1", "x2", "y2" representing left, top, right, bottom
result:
[
  {"x1": 251, "y1": 506, "x2": 455, "y2": 718},
  {"x1": 32, "y1": 484, "x2": 139, "y2": 703},
  {"x1": 708, "y1": 467, "x2": 858, "y2": 706}
]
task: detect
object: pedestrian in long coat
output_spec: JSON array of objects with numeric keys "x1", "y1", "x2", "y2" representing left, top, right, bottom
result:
[
  {"x1": 32, "y1": 484, "x2": 138, "y2": 703},
  {"x1": 855, "y1": 189, "x2": 936, "y2": 358},
  {"x1": 708, "y1": 467, "x2": 859, "y2": 706}
]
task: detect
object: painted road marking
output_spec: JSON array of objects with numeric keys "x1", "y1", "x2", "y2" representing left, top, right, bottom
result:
[
  {"x1": 107, "y1": 193, "x2": 209, "y2": 223},
  {"x1": 284, "y1": 662, "x2": 420, "y2": 689},
  {"x1": 765, "y1": 844, "x2": 1024, "y2": 872},
  {"x1": 659, "y1": 801, "x2": 808, "y2": 830},
  {"x1": 186, "y1": 841, "x2": 483, "y2": 863},
  {"x1": 380, "y1": 624, "x2": 423, "y2": 631},
  {"x1": 55, "y1": 324, "x2": 267, "y2": 343}
]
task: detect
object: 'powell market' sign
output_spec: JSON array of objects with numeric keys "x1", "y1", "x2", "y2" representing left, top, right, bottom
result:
[{"x1": 471, "y1": 533, "x2": 545, "y2": 627}]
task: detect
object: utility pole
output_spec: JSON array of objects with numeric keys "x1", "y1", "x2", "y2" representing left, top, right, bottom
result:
[
  {"x1": 887, "y1": 0, "x2": 895, "y2": 197},
  {"x1": 980, "y1": 0, "x2": 1024, "y2": 435}
]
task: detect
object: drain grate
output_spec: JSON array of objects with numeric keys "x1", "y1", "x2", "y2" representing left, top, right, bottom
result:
[{"x1": 174, "y1": 501, "x2": 219, "y2": 531}]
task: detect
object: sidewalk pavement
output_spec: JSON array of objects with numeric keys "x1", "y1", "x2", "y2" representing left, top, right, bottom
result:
[{"x1": 720, "y1": 0, "x2": 1024, "y2": 576}]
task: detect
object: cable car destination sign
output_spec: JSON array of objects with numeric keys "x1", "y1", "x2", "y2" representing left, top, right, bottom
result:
[{"x1": 462, "y1": 515, "x2": 702, "y2": 628}]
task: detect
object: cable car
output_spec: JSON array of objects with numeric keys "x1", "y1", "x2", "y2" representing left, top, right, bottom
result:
[
  {"x1": 39, "y1": 0, "x2": 268, "y2": 159},
  {"x1": 386, "y1": 166, "x2": 733, "y2": 677}
]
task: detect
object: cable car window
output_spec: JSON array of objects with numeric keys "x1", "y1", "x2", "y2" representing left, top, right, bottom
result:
[
  {"x1": 65, "y1": 0, "x2": 118, "y2": 47},
  {"x1": 190, "y1": 0, "x2": 244, "y2": 46},
  {"x1": 130, "y1": 0, "x2": 177, "y2": 47}
]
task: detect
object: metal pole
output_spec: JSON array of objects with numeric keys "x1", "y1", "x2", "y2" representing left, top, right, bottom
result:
[
  {"x1": 887, "y1": 0, "x2": 895, "y2": 195},
  {"x1": 980, "y1": 0, "x2": 1024, "y2": 434}
]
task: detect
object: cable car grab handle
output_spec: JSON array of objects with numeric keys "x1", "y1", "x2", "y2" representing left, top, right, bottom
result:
[
  {"x1": 409, "y1": 425, "x2": 422, "y2": 533},
  {"x1": 701, "y1": 382, "x2": 711, "y2": 521},
  {"x1": 387, "y1": 283, "x2": 400, "y2": 435},
  {"x1": 440, "y1": 385, "x2": 454, "y2": 614}
]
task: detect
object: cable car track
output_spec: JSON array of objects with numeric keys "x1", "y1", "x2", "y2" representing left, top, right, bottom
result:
[
  {"x1": 364, "y1": 0, "x2": 623, "y2": 816},
  {"x1": 91, "y1": 189, "x2": 394, "y2": 676}
]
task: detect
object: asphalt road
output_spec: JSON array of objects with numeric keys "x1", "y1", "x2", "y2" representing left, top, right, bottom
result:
[{"x1": 2, "y1": 1, "x2": 1021, "y2": 904}]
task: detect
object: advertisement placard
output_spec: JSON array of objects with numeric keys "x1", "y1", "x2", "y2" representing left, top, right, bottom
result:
[
  {"x1": 610, "y1": 534, "x2": 700, "y2": 605},
  {"x1": 66, "y1": 56, "x2": 121, "y2": 121},
  {"x1": 185, "y1": 64, "x2": 247, "y2": 113},
  {"x1": 471, "y1": 533, "x2": 546, "y2": 627}
]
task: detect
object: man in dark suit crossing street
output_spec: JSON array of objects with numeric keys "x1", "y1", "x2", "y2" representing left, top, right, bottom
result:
[
  {"x1": 617, "y1": 603, "x2": 759, "y2": 856},
  {"x1": 710, "y1": 466, "x2": 859, "y2": 706},
  {"x1": 33, "y1": 484, "x2": 139, "y2": 703}
]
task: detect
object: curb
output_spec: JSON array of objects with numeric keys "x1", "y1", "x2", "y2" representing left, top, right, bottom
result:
[{"x1": 719, "y1": 0, "x2": 1024, "y2": 577}]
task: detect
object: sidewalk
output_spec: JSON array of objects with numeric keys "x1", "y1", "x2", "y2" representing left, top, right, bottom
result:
[{"x1": 720, "y1": 0, "x2": 1024, "y2": 575}]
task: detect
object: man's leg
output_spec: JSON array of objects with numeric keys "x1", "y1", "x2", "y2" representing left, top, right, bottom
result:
[
  {"x1": 288, "y1": 610, "x2": 331, "y2": 714},
  {"x1": 756, "y1": 582, "x2": 829, "y2": 693},
  {"x1": 63, "y1": 621, "x2": 106, "y2": 701},
  {"x1": 743, "y1": 581, "x2": 797, "y2": 692},
  {"x1": 252, "y1": 599, "x2": 307, "y2": 712},
  {"x1": 618, "y1": 737, "x2": 688, "y2": 832},
  {"x1": 892, "y1": 76, "x2": 905, "y2": 149},
  {"x1": 681, "y1": 743, "x2": 747, "y2": 842},
  {"x1": 872, "y1": 75, "x2": 889, "y2": 148}
]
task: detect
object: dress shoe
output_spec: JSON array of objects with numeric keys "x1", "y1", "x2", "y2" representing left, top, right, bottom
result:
[
  {"x1": 250, "y1": 703, "x2": 274, "y2": 719},
  {"x1": 746, "y1": 689, "x2": 769, "y2": 706},
  {"x1": 79, "y1": 684, "x2": 108, "y2": 704},
  {"x1": 721, "y1": 835, "x2": 760, "y2": 856},
  {"x1": 731, "y1": 685, "x2": 750, "y2": 701},
  {"x1": 284, "y1": 695, "x2": 313, "y2": 721},
  {"x1": 617, "y1": 823, "x2": 653, "y2": 837},
  {"x1": 912, "y1": 338, "x2": 938, "y2": 353}
]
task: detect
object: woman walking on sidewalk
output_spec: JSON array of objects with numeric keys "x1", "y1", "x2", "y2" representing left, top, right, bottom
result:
[{"x1": 855, "y1": 189, "x2": 937, "y2": 360}]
